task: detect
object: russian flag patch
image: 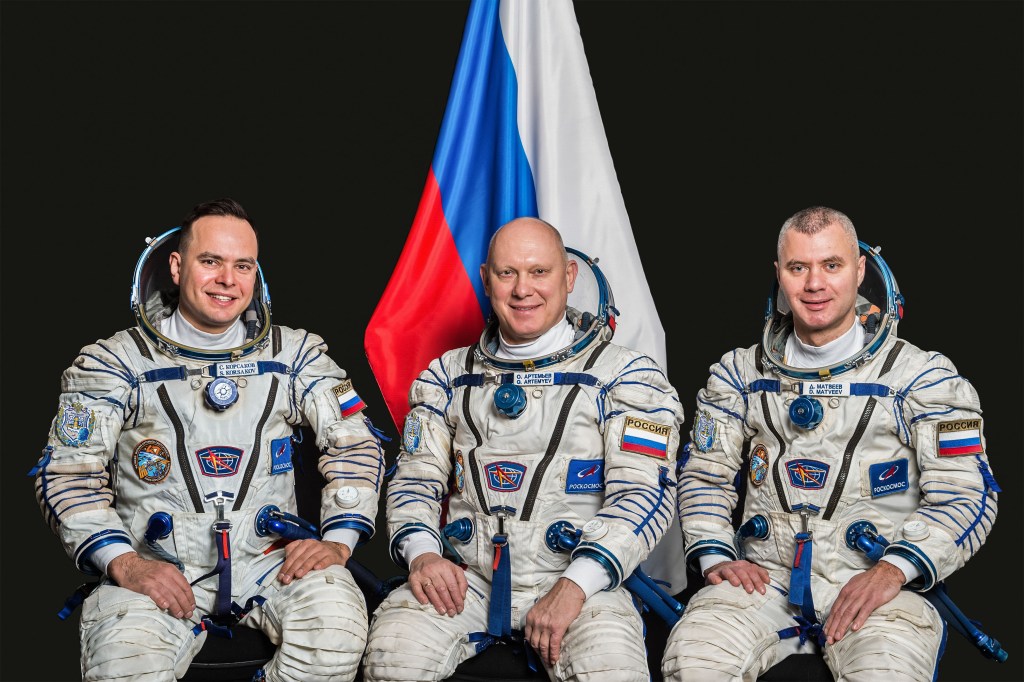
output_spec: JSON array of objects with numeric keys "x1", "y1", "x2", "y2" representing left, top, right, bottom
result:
[
  {"x1": 620, "y1": 416, "x2": 670, "y2": 459},
  {"x1": 936, "y1": 418, "x2": 984, "y2": 457},
  {"x1": 333, "y1": 379, "x2": 366, "y2": 418}
]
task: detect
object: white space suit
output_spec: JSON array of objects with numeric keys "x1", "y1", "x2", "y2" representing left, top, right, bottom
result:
[
  {"x1": 662, "y1": 246, "x2": 999, "y2": 681},
  {"x1": 362, "y1": 304, "x2": 685, "y2": 682},
  {"x1": 33, "y1": 228, "x2": 384, "y2": 682}
]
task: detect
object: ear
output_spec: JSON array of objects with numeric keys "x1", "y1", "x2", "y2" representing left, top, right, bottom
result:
[
  {"x1": 480, "y1": 263, "x2": 490, "y2": 296},
  {"x1": 774, "y1": 260, "x2": 781, "y2": 282},
  {"x1": 169, "y1": 251, "x2": 182, "y2": 285},
  {"x1": 856, "y1": 254, "x2": 866, "y2": 286},
  {"x1": 565, "y1": 258, "x2": 578, "y2": 293}
]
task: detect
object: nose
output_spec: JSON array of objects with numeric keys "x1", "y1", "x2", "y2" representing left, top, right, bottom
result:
[
  {"x1": 804, "y1": 266, "x2": 825, "y2": 291},
  {"x1": 511, "y1": 276, "x2": 532, "y2": 298},
  {"x1": 215, "y1": 265, "x2": 236, "y2": 286}
]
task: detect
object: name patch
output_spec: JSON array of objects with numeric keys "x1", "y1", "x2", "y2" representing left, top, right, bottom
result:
[
  {"x1": 566, "y1": 459, "x2": 605, "y2": 494},
  {"x1": 802, "y1": 382, "x2": 849, "y2": 397},
  {"x1": 333, "y1": 379, "x2": 366, "y2": 418},
  {"x1": 485, "y1": 461, "x2": 527, "y2": 492},
  {"x1": 868, "y1": 458, "x2": 909, "y2": 497},
  {"x1": 936, "y1": 419, "x2": 983, "y2": 457},
  {"x1": 514, "y1": 372, "x2": 555, "y2": 386},
  {"x1": 270, "y1": 437, "x2": 293, "y2": 474},
  {"x1": 786, "y1": 459, "x2": 830, "y2": 490},
  {"x1": 620, "y1": 417, "x2": 670, "y2": 459},
  {"x1": 196, "y1": 446, "x2": 243, "y2": 477},
  {"x1": 214, "y1": 361, "x2": 259, "y2": 377}
]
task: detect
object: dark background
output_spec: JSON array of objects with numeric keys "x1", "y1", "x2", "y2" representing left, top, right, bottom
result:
[{"x1": 2, "y1": 1, "x2": 1020, "y2": 680}]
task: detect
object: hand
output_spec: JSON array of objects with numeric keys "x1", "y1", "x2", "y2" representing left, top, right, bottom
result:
[
  {"x1": 703, "y1": 560, "x2": 771, "y2": 594},
  {"x1": 107, "y1": 552, "x2": 195, "y2": 619},
  {"x1": 277, "y1": 539, "x2": 351, "y2": 584},
  {"x1": 824, "y1": 561, "x2": 905, "y2": 644},
  {"x1": 524, "y1": 577, "x2": 585, "y2": 666},
  {"x1": 408, "y1": 552, "x2": 468, "y2": 617}
]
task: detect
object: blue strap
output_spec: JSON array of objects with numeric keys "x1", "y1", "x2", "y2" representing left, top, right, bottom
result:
[
  {"x1": 141, "y1": 361, "x2": 290, "y2": 384},
  {"x1": 788, "y1": 531, "x2": 817, "y2": 624},
  {"x1": 192, "y1": 522, "x2": 234, "y2": 616},
  {"x1": 848, "y1": 383, "x2": 892, "y2": 397},
  {"x1": 141, "y1": 367, "x2": 189, "y2": 382},
  {"x1": 192, "y1": 616, "x2": 233, "y2": 638},
  {"x1": 487, "y1": 533, "x2": 512, "y2": 637},
  {"x1": 778, "y1": 615, "x2": 826, "y2": 647},
  {"x1": 747, "y1": 379, "x2": 781, "y2": 393},
  {"x1": 746, "y1": 379, "x2": 891, "y2": 396}
]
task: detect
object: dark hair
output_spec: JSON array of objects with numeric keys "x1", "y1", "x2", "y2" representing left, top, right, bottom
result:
[{"x1": 178, "y1": 197, "x2": 256, "y2": 255}]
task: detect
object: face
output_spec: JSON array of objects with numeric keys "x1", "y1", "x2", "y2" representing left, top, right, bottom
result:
[
  {"x1": 775, "y1": 221, "x2": 865, "y2": 346},
  {"x1": 480, "y1": 219, "x2": 577, "y2": 345},
  {"x1": 169, "y1": 215, "x2": 259, "y2": 334}
]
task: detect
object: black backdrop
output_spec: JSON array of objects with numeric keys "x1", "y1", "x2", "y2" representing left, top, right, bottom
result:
[{"x1": 2, "y1": 2, "x2": 1021, "y2": 681}]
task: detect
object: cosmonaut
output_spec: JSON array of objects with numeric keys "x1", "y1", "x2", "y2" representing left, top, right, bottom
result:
[
  {"x1": 31, "y1": 199, "x2": 385, "y2": 682},
  {"x1": 662, "y1": 207, "x2": 999, "y2": 681},
  {"x1": 362, "y1": 217, "x2": 685, "y2": 682}
]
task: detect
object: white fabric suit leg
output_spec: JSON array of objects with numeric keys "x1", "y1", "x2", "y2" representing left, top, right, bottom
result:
[
  {"x1": 822, "y1": 590, "x2": 943, "y2": 682},
  {"x1": 245, "y1": 565, "x2": 368, "y2": 682},
  {"x1": 79, "y1": 584, "x2": 206, "y2": 682},
  {"x1": 362, "y1": 576, "x2": 490, "y2": 682},
  {"x1": 661, "y1": 582, "x2": 813, "y2": 682},
  {"x1": 544, "y1": 587, "x2": 648, "y2": 682}
]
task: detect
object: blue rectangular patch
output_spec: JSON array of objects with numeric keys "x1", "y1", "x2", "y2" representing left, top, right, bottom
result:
[
  {"x1": 270, "y1": 437, "x2": 294, "y2": 475},
  {"x1": 868, "y1": 458, "x2": 909, "y2": 497},
  {"x1": 565, "y1": 459, "x2": 605, "y2": 494}
]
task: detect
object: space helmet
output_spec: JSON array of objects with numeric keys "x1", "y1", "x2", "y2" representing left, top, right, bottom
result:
[
  {"x1": 477, "y1": 246, "x2": 618, "y2": 371},
  {"x1": 129, "y1": 226, "x2": 272, "y2": 361},
  {"x1": 761, "y1": 241, "x2": 904, "y2": 380}
]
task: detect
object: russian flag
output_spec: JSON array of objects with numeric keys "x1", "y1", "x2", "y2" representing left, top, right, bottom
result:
[{"x1": 364, "y1": 0, "x2": 682, "y2": 590}]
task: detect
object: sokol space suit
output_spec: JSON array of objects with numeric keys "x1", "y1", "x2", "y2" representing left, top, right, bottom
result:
[
  {"x1": 362, "y1": 251, "x2": 685, "y2": 682},
  {"x1": 662, "y1": 243, "x2": 999, "y2": 681},
  {"x1": 32, "y1": 228, "x2": 384, "y2": 682}
]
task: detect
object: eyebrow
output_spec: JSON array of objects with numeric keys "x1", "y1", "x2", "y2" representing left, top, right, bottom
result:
[
  {"x1": 784, "y1": 254, "x2": 846, "y2": 268},
  {"x1": 195, "y1": 251, "x2": 257, "y2": 265}
]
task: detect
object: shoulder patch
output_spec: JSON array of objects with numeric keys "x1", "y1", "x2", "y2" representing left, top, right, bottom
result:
[
  {"x1": 936, "y1": 419, "x2": 983, "y2": 457},
  {"x1": 55, "y1": 401, "x2": 96, "y2": 447},
  {"x1": 333, "y1": 379, "x2": 366, "y2": 417},
  {"x1": 749, "y1": 444, "x2": 769, "y2": 486},
  {"x1": 620, "y1": 416, "x2": 670, "y2": 459},
  {"x1": 133, "y1": 439, "x2": 172, "y2": 484},
  {"x1": 693, "y1": 409, "x2": 716, "y2": 452},
  {"x1": 403, "y1": 415, "x2": 422, "y2": 453}
]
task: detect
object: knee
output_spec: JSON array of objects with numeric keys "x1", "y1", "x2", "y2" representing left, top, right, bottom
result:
[
  {"x1": 262, "y1": 569, "x2": 369, "y2": 682},
  {"x1": 361, "y1": 602, "x2": 462, "y2": 682},
  {"x1": 80, "y1": 591, "x2": 197, "y2": 681}
]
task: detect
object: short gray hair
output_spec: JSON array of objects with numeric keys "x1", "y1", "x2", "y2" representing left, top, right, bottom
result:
[{"x1": 777, "y1": 206, "x2": 858, "y2": 260}]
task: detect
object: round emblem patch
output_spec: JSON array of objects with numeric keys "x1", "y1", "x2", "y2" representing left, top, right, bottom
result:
[
  {"x1": 133, "y1": 439, "x2": 172, "y2": 484},
  {"x1": 749, "y1": 443, "x2": 769, "y2": 487},
  {"x1": 454, "y1": 451, "x2": 465, "y2": 493}
]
